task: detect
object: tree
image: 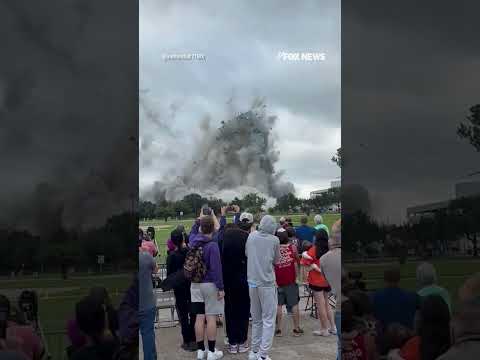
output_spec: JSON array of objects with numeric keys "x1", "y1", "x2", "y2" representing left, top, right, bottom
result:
[
  {"x1": 242, "y1": 193, "x2": 266, "y2": 214},
  {"x1": 458, "y1": 104, "x2": 480, "y2": 152},
  {"x1": 449, "y1": 195, "x2": 480, "y2": 257},
  {"x1": 331, "y1": 147, "x2": 343, "y2": 167},
  {"x1": 276, "y1": 192, "x2": 299, "y2": 212},
  {"x1": 182, "y1": 193, "x2": 206, "y2": 216}
]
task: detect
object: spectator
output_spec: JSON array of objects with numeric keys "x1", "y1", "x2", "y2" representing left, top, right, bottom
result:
[
  {"x1": 66, "y1": 287, "x2": 119, "y2": 354},
  {"x1": 341, "y1": 299, "x2": 376, "y2": 360},
  {"x1": 245, "y1": 215, "x2": 281, "y2": 360},
  {"x1": 167, "y1": 224, "x2": 189, "y2": 255},
  {"x1": 166, "y1": 229, "x2": 197, "y2": 352},
  {"x1": 274, "y1": 228, "x2": 303, "y2": 337},
  {"x1": 383, "y1": 324, "x2": 414, "y2": 359},
  {"x1": 437, "y1": 273, "x2": 480, "y2": 360},
  {"x1": 399, "y1": 295, "x2": 450, "y2": 360},
  {"x1": 348, "y1": 290, "x2": 379, "y2": 341},
  {"x1": 416, "y1": 262, "x2": 451, "y2": 313},
  {"x1": 295, "y1": 216, "x2": 315, "y2": 244},
  {"x1": 371, "y1": 266, "x2": 419, "y2": 331},
  {"x1": 320, "y1": 219, "x2": 342, "y2": 360},
  {"x1": 139, "y1": 244, "x2": 158, "y2": 360},
  {"x1": 116, "y1": 275, "x2": 139, "y2": 360},
  {"x1": 189, "y1": 216, "x2": 224, "y2": 360},
  {"x1": 301, "y1": 229, "x2": 336, "y2": 336},
  {"x1": 71, "y1": 296, "x2": 119, "y2": 360},
  {"x1": 222, "y1": 212, "x2": 253, "y2": 354},
  {"x1": 0, "y1": 295, "x2": 44, "y2": 360},
  {"x1": 313, "y1": 214, "x2": 329, "y2": 237},
  {"x1": 146, "y1": 226, "x2": 155, "y2": 241}
]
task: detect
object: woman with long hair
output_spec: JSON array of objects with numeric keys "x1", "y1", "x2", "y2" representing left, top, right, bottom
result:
[{"x1": 301, "y1": 229, "x2": 336, "y2": 336}]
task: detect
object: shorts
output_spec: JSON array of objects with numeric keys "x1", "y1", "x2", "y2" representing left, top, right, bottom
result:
[
  {"x1": 309, "y1": 284, "x2": 331, "y2": 292},
  {"x1": 191, "y1": 282, "x2": 224, "y2": 315},
  {"x1": 277, "y1": 283, "x2": 300, "y2": 311}
]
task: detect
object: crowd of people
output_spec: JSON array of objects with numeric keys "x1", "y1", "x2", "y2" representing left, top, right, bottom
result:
[
  {"x1": 0, "y1": 275, "x2": 139, "y2": 360},
  {"x1": 139, "y1": 207, "x2": 342, "y2": 360},
  {"x1": 341, "y1": 262, "x2": 480, "y2": 360}
]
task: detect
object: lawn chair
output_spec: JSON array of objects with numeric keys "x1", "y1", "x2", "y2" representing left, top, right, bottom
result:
[{"x1": 154, "y1": 289, "x2": 177, "y2": 328}]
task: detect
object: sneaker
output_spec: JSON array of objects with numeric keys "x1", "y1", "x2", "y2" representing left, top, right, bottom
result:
[
  {"x1": 313, "y1": 329, "x2": 330, "y2": 336},
  {"x1": 207, "y1": 349, "x2": 224, "y2": 360},
  {"x1": 248, "y1": 351, "x2": 259, "y2": 360},
  {"x1": 329, "y1": 327, "x2": 337, "y2": 335},
  {"x1": 227, "y1": 344, "x2": 238, "y2": 354},
  {"x1": 274, "y1": 329, "x2": 282, "y2": 337},
  {"x1": 197, "y1": 349, "x2": 206, "y2": 360},
  {"x1": 238, "y1": 343, "x2": 250, "y2": 353},
  {"x1": 292, "y1": 328, "x2": 304, "y2": 337},
  {"x1": 259, "y1": 356, "x2": 272, "y2": 360},
  {"x1": 224, "y1": 337, "x2": 229, "y2": 346}
]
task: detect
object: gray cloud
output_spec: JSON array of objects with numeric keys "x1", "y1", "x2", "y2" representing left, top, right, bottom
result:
[
  {"x1": 343, "y1": 0, "x2": 480, "y2": 223},
  {"x1": 140, "y1": 0, "x2": 341, "y2": 200}
]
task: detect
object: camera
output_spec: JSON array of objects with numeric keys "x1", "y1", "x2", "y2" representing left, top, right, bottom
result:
[{"x1": 18, "y1": 290, "x2": 38, "y2": 326}]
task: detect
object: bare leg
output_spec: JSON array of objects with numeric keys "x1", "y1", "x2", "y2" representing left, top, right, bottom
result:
[
  {"x1": 291, "y1": 304, "x2": 300, "y2": 330},
  {"x1": 313, "y1": 291, "x2": 329, "y2": 331},
  {"x1": 195, "y1": 314, "x2": 206, "y2": 343},
  {"x1": 206, "y1": 315, "x2": 217, "y2": 341},
  {"x1": 323, "y1": 292, "x2": 336, "y2": 330},
  {"x1": 276, "y1": 306, "x2": 283, "y2": 334}
]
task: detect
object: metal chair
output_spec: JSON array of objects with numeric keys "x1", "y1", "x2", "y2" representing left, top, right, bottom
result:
[{"x1": 154, "y1": 289, "x2": 177, "y2": 328}]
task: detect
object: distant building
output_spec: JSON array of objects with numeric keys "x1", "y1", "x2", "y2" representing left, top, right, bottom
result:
[
  {"x1": 406, "y1": 179, "x2": 480, "y2": 254},
  {"x1": 310, "y1": 179, "x2": 341, "y2": 199}
]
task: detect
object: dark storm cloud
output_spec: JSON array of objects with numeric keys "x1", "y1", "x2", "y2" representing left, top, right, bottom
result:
[
  {"x1": 0, "y1": 0, "x2": 137, "y2": 234},
  {"x1": 343, "y1": 0, "x2": 480, "y2": 223}
]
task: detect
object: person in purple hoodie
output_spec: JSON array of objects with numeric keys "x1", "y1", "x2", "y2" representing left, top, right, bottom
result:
[{"x1": 190, "y1": 215, "x2": 225, "y2": 360}]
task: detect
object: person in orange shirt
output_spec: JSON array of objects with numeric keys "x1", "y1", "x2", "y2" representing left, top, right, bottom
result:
[
  {"x1": 301, "y1": 229, "x2": 336, "y2": 336},
  {"x1": 399, "y1": 295, "x2": 450, "y2": 360}
]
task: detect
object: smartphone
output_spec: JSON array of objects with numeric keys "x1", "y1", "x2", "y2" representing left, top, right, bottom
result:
[
  {"x1": 202, "y1": 207, "x2": 212, "y2": 216},
  {"x1": 226, "y1": 205, "x2": 235, "y2": 212}
]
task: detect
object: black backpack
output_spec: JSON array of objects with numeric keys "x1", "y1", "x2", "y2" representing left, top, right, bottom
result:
[{"x1": 183, "y1": 245, "x2": 207, "y2": 283}]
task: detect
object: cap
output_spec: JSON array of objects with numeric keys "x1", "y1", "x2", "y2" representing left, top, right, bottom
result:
[{"x1": 239, "y1": 212, "x2": 254, "y2": 223}]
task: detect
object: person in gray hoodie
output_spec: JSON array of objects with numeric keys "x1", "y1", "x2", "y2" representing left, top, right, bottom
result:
[{"x1": 245, "y1": 215, "x2": 280, "y2": 360}]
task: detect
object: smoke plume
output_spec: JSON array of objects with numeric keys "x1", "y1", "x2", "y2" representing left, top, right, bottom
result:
[{"x1": 142, "y1": 99, "x2": 295, "y2": 207}]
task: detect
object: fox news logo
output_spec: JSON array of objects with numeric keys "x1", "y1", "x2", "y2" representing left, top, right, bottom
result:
[{"x1": 277, "y1": 51, "x2": 326, "y2": 62}]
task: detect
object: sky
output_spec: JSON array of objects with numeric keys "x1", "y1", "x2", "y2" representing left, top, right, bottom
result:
[
  {"x1": 342, "y1": 1, "x2": 480, "y2": 224},
  {"x1": 139, "y1": 0, "x2": 341, "y2": 200}
]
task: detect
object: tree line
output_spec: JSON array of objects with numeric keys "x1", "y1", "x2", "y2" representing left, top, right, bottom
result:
[{"x1": 139, "y1": 188, "x2": 341, "y2": 221}]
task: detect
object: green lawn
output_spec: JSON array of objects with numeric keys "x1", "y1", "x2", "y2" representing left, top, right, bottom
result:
[
  {"x1": 345, "y1": 258, "x2": 480, "y2": 309},
  {"x1": 140, "y1": 213, "x2": 340, "y2": 263}
]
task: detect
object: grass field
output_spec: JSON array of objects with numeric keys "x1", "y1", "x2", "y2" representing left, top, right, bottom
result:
[
  {"x1": 140, "y1": 213, "x2": 340, "y2": 263},
  {"x1": 345, "y1": 258, "x2": 480, "y2": 309}
]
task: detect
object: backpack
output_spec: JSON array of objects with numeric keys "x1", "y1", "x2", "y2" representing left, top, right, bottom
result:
[{"x1": 184, "y1": 245, "x2": 207, "y2": 283}]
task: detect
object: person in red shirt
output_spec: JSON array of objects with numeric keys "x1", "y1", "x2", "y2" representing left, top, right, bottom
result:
[
  {"x1": 342, "y1": 300, "x2": 376, "y2": 360},
  {"x1": 274, "y1": 228, "x2": 303, "y2": 337},
  {"x1": 301, "y1": 229, "x2": 336, "y2": 336}
]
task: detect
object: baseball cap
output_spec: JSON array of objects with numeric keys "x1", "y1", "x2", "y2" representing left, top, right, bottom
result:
[{"x1": 239, "y1": 212, "x2": 254, "y2": 224}]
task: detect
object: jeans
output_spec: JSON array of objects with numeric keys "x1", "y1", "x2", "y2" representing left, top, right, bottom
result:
[
  {"x1": 335, "y1": 311, "x2": 341, "y2": 360},
  {"x1": 139, "y1": 307, "x2": 157, "y2": 360}
]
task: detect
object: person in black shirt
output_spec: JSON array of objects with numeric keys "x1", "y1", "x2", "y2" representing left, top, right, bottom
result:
[
  {"x1": 71, "y1": 295, "x2": 119, "y2": 360},
  {"x1": 166, "y1": 229, "x2": 197, "y2": 352},
  {"x1": 221, "y1": 212, "x2": 254, "y2": 354}
]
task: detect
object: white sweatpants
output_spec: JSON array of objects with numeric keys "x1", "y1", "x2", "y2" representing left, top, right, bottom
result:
[{"x1": 249, "y1": 286, "x2": 278, "y2": 358}]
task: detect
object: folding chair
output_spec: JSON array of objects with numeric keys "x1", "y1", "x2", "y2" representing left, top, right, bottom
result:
[{"x1": 154, "y1": 289, "x2": 177, "y2": 328}]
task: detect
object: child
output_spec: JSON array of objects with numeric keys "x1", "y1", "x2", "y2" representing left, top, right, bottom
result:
[
  {"x1": 274, "y1": 228, "x2": 303, "y2": 337},
  {"x1": 166, "y1": 229, "x2": 197, "y2": 352}
]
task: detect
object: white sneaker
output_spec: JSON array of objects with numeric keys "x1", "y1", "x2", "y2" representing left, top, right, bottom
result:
[
  {"x1": 248, "y1": 351, "x2": 259, "y2": 360},
  {"x1": 197, "y1": 349, "x2": 206, "y2": 360},
  {"x1": 207, "y1": 349, "x2": 224, "y2": 360},
  {"x1": 329, "y1": 327, "x2": 337, "y2": 335},
  {"x1": 313, "y1": 329, "x2": 330, "y2": 336}
]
